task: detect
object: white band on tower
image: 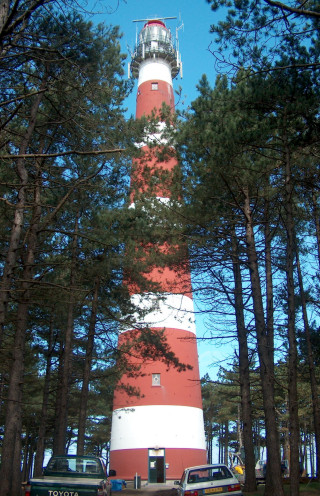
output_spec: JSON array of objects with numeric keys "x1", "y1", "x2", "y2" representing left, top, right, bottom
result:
[
  {"x1": 111, "y1": 404, "x2": 206, "y2": 450},
  {"x1": 122, "y1": 293, "x2": 196, "y2": 334},
  {"x1": 138, "y1": 59, "x2": 173, "y2": 87}
]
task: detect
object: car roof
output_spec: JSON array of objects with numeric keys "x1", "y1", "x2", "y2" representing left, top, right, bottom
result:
[
  {"x1": 185, "y1": 464, "x2": 228, "y2": 471},
  {"x1": 49, "y1": 455, "x2": 100, "y2": 460}
]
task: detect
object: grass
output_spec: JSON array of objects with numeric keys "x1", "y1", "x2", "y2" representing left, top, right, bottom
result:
[{"x1": 243, "y1": 481, "x2": 320, "y2": 495}]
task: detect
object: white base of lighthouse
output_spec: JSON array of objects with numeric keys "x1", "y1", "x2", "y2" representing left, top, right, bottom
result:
[
  {"x1": 110, "y1": 404, "x2": 206, "y2": 450},
  {"x1": 110, "y1": 404, "x2": 207, "y2": 478}
]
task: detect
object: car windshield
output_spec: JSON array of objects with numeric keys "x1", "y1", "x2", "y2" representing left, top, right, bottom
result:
[
  {"x1": 187, "y1": 466, "x2": 232, "y2": 483},
  {"x1": 46, "y1": 457, "x2": 102, "y2": 475}
]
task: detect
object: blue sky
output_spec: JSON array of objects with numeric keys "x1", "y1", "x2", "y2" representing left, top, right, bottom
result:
[{"x1": 89, "y1": 0, "x2": 231, "y2": 379}]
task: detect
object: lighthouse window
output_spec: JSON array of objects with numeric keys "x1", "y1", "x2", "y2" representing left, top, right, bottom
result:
[
  {"x1": 151, "y1": 82, "x2": 158, "y2": 91},
  {"x1": 151, "y1": 40, "x2": 158, "y2": 51},
  {"x1": 152, "y1": 373, "x2": 161, "y2": 386}
]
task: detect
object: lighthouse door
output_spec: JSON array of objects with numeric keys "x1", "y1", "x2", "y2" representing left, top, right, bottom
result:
[{"x1": 148, "y1": 449, "x2": 165, "y2": 483}]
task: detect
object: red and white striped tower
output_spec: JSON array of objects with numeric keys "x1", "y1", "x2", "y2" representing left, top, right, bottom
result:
[{"x1": 109, "y1": 18, "x2": 207, "y2": 482}]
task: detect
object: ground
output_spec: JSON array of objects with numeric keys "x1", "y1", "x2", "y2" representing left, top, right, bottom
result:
[
  {"x1": 119, "y1": 482, "x2": 320, "y2": 496},
  {"x1": 121, "y1": 489, "x2": 176, "y2": 496}
]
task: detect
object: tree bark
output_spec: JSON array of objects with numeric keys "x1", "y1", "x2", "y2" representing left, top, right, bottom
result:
[
  {"x1": 295, "y1": 243, "x2": 320, "y2": 479},
  {"x1": 0, "y1": 77, "x2": 47, "y2": 346},
  {"x1": 264, "y1": 197, "x2": 274, "y2": 378},
  {"x1": 0, "y1": 0, "x2": 49, "y2": 57},
  {"x1": 283, "y1": 137, "x2": 300, "y2": 496},
  {"x1": 77, "y1": 276, "x2": 100, "y2": 455},
  {"x1": 243, "y1": 186, "x2": 284, "y2": 496},
  {"x1": 0, "y1": 162, "x2": 42, "y2": 496},
  {"x1": 53, "y1": 211, "x2": 79, "y2": 454},
  {"x1": 231, "y1": 228, "x2": 257, "y2": 492},
  {"x1": 224, "y1": 421, "x2": 229, "y2": 465},
  {"x1": 311, "y1": 189, "x2": 320, "y2": 273},
  {"x1": 33, "y1": 311, "x2": 55, "y2": 476}
]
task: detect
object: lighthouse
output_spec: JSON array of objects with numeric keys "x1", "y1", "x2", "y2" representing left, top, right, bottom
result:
[{"x1": 109, "y1": 18, "x2": 207, "y2": 482}]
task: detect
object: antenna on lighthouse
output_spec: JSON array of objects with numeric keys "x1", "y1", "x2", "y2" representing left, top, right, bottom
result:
[
  {"x1": 176, "y1": 20, "x2": 184, "y2": 78},
  {"x1": 132, "y1": 16, "x2": 177, "y2": 23}
]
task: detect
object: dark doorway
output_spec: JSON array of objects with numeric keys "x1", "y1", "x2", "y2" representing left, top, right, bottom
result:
[{"x1": 149, "y1": 451, "x2": 165, "y2": 483}]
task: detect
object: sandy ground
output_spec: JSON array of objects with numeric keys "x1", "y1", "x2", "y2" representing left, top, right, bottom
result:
[
  {"x1": 121, "y1": 489, "x2": 177, "y2": 496},
  {"x1": 118, "y1": 481, "x2": 320, "y2": 496},
  {"x1": 119, "y1": 481, "x2": 178, "y2": 496}
]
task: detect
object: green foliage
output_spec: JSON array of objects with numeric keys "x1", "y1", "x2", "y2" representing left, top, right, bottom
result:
[
  {"x1": 206, "y1": 0, "x2": 320, "y2": 77},
  {"x1": 0, "y1": 0, "x2": 148, "y2": 476},
  {"x1": 170, "y1": 3, "x2": 320, "y2": 477}
]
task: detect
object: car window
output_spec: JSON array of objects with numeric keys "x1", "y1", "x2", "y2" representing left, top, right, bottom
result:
[
  {"x1": 46, "y1": 459, "x2": 71, "y2": 473},
  {"x1": 46, "y1": 457, "x2": 102, "y2": 474},
  {"x1": 187, "y1": 466, "x2": 233, "y2": 483}
]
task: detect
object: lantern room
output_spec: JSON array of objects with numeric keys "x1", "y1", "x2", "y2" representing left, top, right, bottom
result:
[{"x1": 130, "y1": 19, "x2": 182, "y2": 79}]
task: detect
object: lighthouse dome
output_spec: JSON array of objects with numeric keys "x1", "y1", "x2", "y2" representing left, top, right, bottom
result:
[{"x1": 139, "y1": 20, "x2": 171, "y2": 47}]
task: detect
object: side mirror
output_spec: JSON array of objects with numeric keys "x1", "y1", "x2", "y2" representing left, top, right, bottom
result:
[
  {"x1": 109, "y1": 469, "x2": 117, "y2": 477},
  {"x1": 174, "y1": 481, "x2": 180, "y2": 485}
]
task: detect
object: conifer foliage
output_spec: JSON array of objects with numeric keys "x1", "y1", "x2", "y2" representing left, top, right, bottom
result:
[
  {"x1": 0, "y1": 1, "x2": 137, "y2": 494},
  {"x1": 173, "y1": 4, "x2": 320, "y2": 490}
]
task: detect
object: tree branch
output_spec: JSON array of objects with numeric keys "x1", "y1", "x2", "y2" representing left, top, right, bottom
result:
[
  {"x1": 0, "y1": 148, "x2": 124, "y2": 159},
  {"x1": 264, "y1": 0, "x2": 320, "y2": 18}
]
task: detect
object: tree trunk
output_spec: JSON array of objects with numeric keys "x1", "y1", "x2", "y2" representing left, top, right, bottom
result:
[
  {"x1": 295, "y1": 244, "x2": 320, "y2": 479},
  {"x1": 22, "y1": 432, "x2": 28, "y2": 482},
  {"x1": 26, "y1": 444, "x2": 34, "y2": 481},
  {"x1": 311, "y1": 189, "x2": 320, "y2": 273},
  {"x1": 22, "y1": 437, "x2": 34, "y2": 482},
  {"x1": 208, "y1": 426, "x2": 213, "y2": 463},
  {"x1": 231, "y1": 228, "x2": 256, "y2": 491},
  {"x1": 0, "y1": 161, "x2": 43, "y2": 496},
  {"x1": 219, "y1": 426, "x2": 222, "y2": 462},
  {"x1": 52, "y1": 338, "x2": 64, "y2": 455},
  {"x1": 283, "y1": 138, "x2": 300, "y2": 496},
  {"x1": 311, "y1": 434, "x2": 315, "y2": 477},
  {"x1": 283, "y1": 393, "x2": 290, "y2": 466},
  {"x1": 264, "y1": 197, "x2": 274, "y2": 378},
  {"x1": 0, "y1": 79, "x2": 46, "y2": 346},
  {"x1": 0, "y1": 0, "x2": 9, "y2": 37},
  {"x1": 33, "y1": 311, "x2": 55, "y2": 476},
  {"x1": 243, "y1": 186, "x2": 284, "y2": 496},
  {"x1": 77, "y1": 276, "x2": 100, "y2": 455},
  {"x1": 53, "y1": 211, "x2": 79, "y2": 454},
  {"x1": 224, "y1": 421, "x2": 229, "y2": 465}
]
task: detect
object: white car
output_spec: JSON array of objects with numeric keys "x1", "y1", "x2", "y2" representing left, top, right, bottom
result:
[{"x1": 175, "y1": 464, "x2": 243, "y2": 496}]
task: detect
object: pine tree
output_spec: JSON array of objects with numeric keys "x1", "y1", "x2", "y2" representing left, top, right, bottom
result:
[{"x1": 0, "y1": 7, "x2": 135, "y2": 493}]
